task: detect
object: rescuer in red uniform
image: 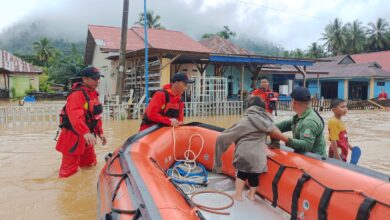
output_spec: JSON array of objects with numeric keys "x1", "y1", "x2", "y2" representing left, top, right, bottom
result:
[
  {"x1": 251, "y1": 77, "x2": 278, "y2": 114},
  {"x1": 139, "y1": 72, "x2": 194, "y2": 131},
  {"x1": 55, "y1": 66, "x2": 107, "y2": 178}
]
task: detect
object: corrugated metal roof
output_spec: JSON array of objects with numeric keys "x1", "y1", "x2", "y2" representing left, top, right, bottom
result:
[
  {"x1": 199, "y1": 35, "x2": 252, "y2": 55},
  {"x1": 87, "y1": 25, "x2": 211, "y2": 54},
  {"x1": 0, "y1": 50, "x2": 41, "y2": 73},
  {"x1": 293, "y1": 55, "x2": 390, "y2": 79},
  {"x1": 352, "y1": 50, "x2": 390, "y2": 71}
]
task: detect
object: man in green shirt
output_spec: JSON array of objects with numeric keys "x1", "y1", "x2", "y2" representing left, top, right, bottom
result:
[{"x1": 274, "y1": 87, "x2": 327, "y2": 156}]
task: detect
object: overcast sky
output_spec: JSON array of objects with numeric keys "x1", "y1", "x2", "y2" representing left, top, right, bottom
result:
[{"x1": 1, "y1": 0, "x2": 389, "y2": 50}]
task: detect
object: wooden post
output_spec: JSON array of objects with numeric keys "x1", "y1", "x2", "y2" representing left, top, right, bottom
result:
[
  {"x1": 317, "y1": 73, "x2": 320, "y2": 97},
  {"x1": 116, "y1": 0, "x2": 129, "y2": 103},
  {"x1": 240, "y1": 65, "x2": 244, "y2": 100}
]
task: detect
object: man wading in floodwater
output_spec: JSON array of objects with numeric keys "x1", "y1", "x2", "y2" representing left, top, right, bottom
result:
[{"x1": 55, "y1": 66, "x2": 107, "y2": 178}]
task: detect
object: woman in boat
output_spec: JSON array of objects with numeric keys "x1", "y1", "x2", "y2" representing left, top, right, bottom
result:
[{"x1": 213, "y1": 96, "x2": 283, "y2": 201}]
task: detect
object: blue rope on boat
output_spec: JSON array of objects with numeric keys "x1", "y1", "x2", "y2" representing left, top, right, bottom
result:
[{"x1": 167, "y1": 161, "x2": 208, "y2": 186}]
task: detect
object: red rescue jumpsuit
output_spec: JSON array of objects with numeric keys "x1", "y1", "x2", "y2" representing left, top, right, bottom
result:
[
  {"x1": 56, "y1": 83, "x2": 103, "y2": 178},
  {"x1": 139, "y1": 84, "x2": 184, "y2": 131},
  {"x1": 251, "y1": 88, "x2": 274, "y2": 114}
]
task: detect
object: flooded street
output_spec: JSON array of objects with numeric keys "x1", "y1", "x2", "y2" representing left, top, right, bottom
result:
[{"x1": 0, "y1": 110, "x2": 389, "y2": 219}]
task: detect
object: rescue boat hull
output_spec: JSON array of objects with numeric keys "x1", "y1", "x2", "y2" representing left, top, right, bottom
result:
[{"x1": 98, "y1": 122, "x2": 390, "y2": 220}]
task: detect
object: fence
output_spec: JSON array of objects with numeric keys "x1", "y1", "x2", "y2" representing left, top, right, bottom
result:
[
  {"x1": 129, "y1": 101, "x2": 244, "y2": 119},
  {"x1": 277, "y1": 98, "x2": 385, "y2": 112},
  {"x1": 0, "y1": 104, "x2": 129, "y2": 126},
  {"x1": 1, "y1": 101, "x2": 244, "y2": 126}
]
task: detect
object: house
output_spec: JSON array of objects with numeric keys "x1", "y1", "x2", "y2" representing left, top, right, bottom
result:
[
  {"x1": 352, "y1": 50, "x2": 390, "y2": 71},
  {"x1": 84, "y1": 24, "x2": 211, "y2": 102},
  {"x1": 0, "y1": 50, "x2": 42, "y2": 98},
  {"x1": 295, "y1": 55, "x2": 390, "y2": 100},
  {"x1": 84, "y1": 25, "x2": 321, "y2": 103}
]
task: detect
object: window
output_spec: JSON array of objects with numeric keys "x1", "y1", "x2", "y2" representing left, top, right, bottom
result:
[{"x1": 377, "y1": 81, "x2": 385, "y2": 86}]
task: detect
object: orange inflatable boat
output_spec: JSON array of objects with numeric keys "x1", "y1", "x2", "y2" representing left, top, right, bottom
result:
[{"x1": 98, "y1": 122, "x2": 390, "y2": 220}]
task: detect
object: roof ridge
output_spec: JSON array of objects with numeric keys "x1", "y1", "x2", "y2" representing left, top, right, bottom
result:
[{"x1": 352, "y1": 50, "x2": 390, "y2": 56}]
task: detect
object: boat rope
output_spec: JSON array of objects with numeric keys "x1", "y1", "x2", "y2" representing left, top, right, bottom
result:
[
  {"x1": 191, "y1": 190, "x2": 234, "y2": 215},
  {"x1": 167, "y1": 127, "x2": 208, "y2": 194}
]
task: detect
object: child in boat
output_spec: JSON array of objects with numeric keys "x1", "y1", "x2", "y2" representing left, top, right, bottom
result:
[
  {"x1": 213, "y1": 96, "x2": 283, "y2": 201},
  {"x1": 328, "y1": 98, "x2": 353, "y2": 162}
]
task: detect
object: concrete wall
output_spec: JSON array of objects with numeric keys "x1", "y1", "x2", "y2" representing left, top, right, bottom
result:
[
  {"x1": 177, "y1": 63, "x2": 202, "y2": 78},
  {"x1": 0, "y1": 73, "x2": 6, "y2": 89},
  {"x1": 337, "y1": 79, "x2": 345, "y2": 99},
  {"x1": 307, "y1": 80, "x2": 320, "y2": 97},
  {"x1": 8, "y1": 73, "x2": 39, "y2": 97},
  {"x1": 91, "y1": 45, "x2": 114, "y2": 100},
  {"x1": 374, "y1": 79, "x2": 390, "y2": 98}
]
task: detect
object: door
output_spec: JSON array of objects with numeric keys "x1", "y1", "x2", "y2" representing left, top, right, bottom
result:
[
  {"x1": 321, "y1": 81, "x2": 338, "y2": 99},
  {"x1": 349, "y1": 81, "x2": 368, "y2": 100}
]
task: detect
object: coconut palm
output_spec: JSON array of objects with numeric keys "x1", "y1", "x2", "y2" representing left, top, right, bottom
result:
[
  {"x1": 367, "y1": 18, "x2": 390, "y2": 51},
  {"x1": 290, "y1": 49, "x2": 304, "y2": 58},
  {"x1": 136, "y1": 10, "x2": 165, "y2": 29},
  {"x1": 33, "y1": 38, "x2": 54, "y2": 65},
  {"x1": 322, "y1": 18, "x2": 348, "y2": 55},
  {"x1": 345, "y1": 20, "x2": 366, "y2": 54},
  {"x1": 306, "y1": 42, "x2": 325, "y2": 58}
]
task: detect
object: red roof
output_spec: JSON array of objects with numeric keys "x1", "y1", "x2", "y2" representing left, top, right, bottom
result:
[
  {"x1": 199, "y1": 35, "x2": 252, "y2": 55},
  {"x1": 352, "y1": 50, "x2": 390, "y2": 71},
  {"x1": 87, "y1": 25, "x2": 211, "y2": 54},
  {"x1": 0, "y1": 50, "x2": 41, "y2": 74}
]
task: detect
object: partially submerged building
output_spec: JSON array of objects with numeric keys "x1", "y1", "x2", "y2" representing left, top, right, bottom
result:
[
  {"x1": 84, "y1": 25, "x2": 323, "y2": 105},
  {"x1": 295, "y1": 55, "x2": 390, "y2": 100},
  {"x1": 0, "y1": 50, "x2": 42, "y2": 98}
]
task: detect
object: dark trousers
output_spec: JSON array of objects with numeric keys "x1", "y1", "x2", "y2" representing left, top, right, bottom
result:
[{"x1": 237, "y1": 170, "x2": 260, "y2": 187}]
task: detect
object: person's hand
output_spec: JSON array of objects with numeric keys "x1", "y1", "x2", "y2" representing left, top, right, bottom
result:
[
  {"x1": 99, "y1": 135, "x2": 107, "y2": 146},
  {"x1": 170, "y1": 119, "x2": 180, "y2": 127},
  {"x1": 268, "y1": 138, "x2": 281, "y2": 149},
  {"x1": 83, "y1": 133, "x2": 97, "y2": 145}
]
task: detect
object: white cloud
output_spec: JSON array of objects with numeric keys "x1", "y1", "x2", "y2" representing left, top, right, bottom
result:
[{"x1": 1, "y1": 0, "x2": 389, "y2": 50}]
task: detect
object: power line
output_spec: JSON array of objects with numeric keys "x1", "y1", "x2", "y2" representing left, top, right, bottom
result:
[{"x1": 233, "y1": 0, "x2": 323, "y2": 20}]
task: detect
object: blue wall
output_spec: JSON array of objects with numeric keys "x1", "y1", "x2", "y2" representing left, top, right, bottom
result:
[
  {"x1": 374, "y1": 80, "x2": 390, "y2": 98},
  {"x1": 338, "y1": 80, "x2": 345, "y2": 99},
  {"x1": 308, "y1": 81, "x2": 319, "y2": 97}
]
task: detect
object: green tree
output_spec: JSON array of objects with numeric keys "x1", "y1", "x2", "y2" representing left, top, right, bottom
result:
[
  {"x1": 136, "y1": 10, "x2": 165, "y2": 29},
  {"x1": 367, "y1": 18, "x2": 390, "y2": 51},
  {"x1": 345, "y1": 20, "x2": 366, "y2": 54},
  {"x1": 306, "y1": 42, "x2": 325, "y2": 58},
  {"x1": 202, "y1": 26, "x2": 236, "y2": 40},
  {"x1": 33, "y1": 38, "x2": 54, "y2": 65},
  {"x1": 322, "y1": 18, "x2": 348, "y2": 55},
  {"x1": 290, "y1": 49, "x2": 305, "y2": 58},
  {"x1": 48, "y1": 44, "x2": 85, "y2": 85}
]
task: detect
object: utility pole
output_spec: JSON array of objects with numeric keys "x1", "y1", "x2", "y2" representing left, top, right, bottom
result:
[
  {"x1": 116, "y1": 0, "x2": 129, "y2": 104},
  {"x1": 144, "y1": 0, "x2": 149, "y2": 105}
]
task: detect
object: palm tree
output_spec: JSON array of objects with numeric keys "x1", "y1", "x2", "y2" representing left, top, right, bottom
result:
[
  {"x1": 291, "y1": 49, "x2": 304, "y2": 58},
  {"x1": 345, "y1": 20, "x2": 366, "y2": 54},
  {"x1": 306, "y1": 42, "x2": 325, "y2": 58},
  {"x1": 322, "y1": 18, "x2": 348, "y2": 55},
  {"x1": 135, "y1": 10, "x2": 165, "y2": 29},
  {"x1": 367, "y1": 18, "x2": 390, "y2": 51},
  {"x1": 33, "y1": 38, "x2": 54, "y2": 65}
]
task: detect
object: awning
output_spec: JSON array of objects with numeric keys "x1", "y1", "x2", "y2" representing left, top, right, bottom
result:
[{"x1": 209, "y1": 55, "x2": 316, "y2": 66}]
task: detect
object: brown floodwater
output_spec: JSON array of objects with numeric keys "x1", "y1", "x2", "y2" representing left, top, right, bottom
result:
[{"x1": 0, "y1": 110, "x2": 389, "y2": 219}]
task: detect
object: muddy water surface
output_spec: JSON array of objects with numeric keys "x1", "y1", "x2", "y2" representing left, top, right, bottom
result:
[{"x1": 0, "y1": 111, "x2": 389, "y2": 219}]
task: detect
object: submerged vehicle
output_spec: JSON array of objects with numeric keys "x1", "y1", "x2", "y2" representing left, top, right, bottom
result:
[{"x1": 97, "y1": 123, "x2": 390, "y2": 220}]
